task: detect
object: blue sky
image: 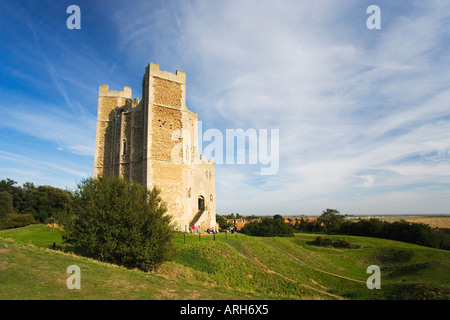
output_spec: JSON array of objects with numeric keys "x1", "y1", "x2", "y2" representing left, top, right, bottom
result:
[{"x1": 1, "y1": 0, "x2": 450, "y2": 215}]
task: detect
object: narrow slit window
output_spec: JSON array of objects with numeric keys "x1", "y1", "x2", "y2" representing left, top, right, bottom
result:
[{"x1": 122, "y1": 139, "x2": 127, "y2": 156}]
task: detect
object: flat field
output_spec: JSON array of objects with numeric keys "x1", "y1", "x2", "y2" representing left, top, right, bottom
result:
[{"x1": 380, "y1": 216, "x2": 450, "y2": 229}]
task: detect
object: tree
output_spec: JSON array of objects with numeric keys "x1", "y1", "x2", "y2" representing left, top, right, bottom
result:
[
  {"x1": 216, "y1": 215, "x2": 231, "y2": 229},
  {"x1": 337, "y1": 217, "x2": 445, "y2": 249},
  {"x1": 0, "y1": 178, "x2": 17, "y2": 193},
  {"x1": 317, "y1": 208, "x2": 344, "y2": 234},
  {"x1": 0, "y1": 191, "x2": 13, "y2": 219},
  {"x1": 20, "y1": 184, "x2": 72, "y2": 222},
  {"x1": 0, "y1": 214, "x2": 37, "y2": 230},
  {"x1": 241, "y1": 216, "x2": 294, "y2": 237},
  {"x1": 0, "y1": 179, "x2": 25, "y2": 212},
  {"x1": 62, "y1": 175, "x2": 176, "y2": 272},
  {"x1": 322, "y1": 208, "x2": 340, "y2": 215}
]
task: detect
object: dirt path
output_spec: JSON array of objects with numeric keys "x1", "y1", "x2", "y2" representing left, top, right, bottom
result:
[
  {"x1": 261, "y1": 240, "x2": 366, "y2": 284},
  {"x1": 249, "y1": 253, "x2": 345, "y2": 300},
  {"x1": 224, "y1": 241, "x2": 345, "y2": 300}
]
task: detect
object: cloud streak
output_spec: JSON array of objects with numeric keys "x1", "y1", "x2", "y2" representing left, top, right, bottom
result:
[
  {"x1": 0, "y1": 101, "x2": 95, "y2": 157},
  {"x1": 1, "y1": 0, "x2": 449, "y2": 215},
  {"x1": 169, "y1": 0, "x2": 450, "y2": 214}
]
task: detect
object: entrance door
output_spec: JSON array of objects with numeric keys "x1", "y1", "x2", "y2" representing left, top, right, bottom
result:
[{"x1": 198, "y1": 196, "x2": 205, "y2": 211}]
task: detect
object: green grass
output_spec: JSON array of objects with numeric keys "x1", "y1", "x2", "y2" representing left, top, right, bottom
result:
[
  {"x1": 0, "y1": 224, "x2": 63, "y2": 248},
  {"x1": 0, "y1": 227, "x2": 266, "y2": 300},
  {"x1": 1, "y1": 225, "x2": 449, "y2": 300}
]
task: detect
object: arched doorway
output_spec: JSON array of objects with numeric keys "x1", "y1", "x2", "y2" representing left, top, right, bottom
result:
[{"x1": 198, "y1": 196, "x2": 205, "y2": 211}]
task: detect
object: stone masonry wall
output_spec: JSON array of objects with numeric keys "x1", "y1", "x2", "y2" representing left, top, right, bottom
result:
[
  {"x1": 94, "y1": 88, "x2": 131, "y2": 177},
  {"x1": 150, "y1": 105, "x2": 183, "y2": 161},
  {"x1": 94, "y1": 64, "x2": 216, "y2": 231},
  {"x1": 130, "y1": 107, "x2": 143, "y2": 184},
  {"x1": 153, "y1": 77, "x2": 182, "y2": 108}
]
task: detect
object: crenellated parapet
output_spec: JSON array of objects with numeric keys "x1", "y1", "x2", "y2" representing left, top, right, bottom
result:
[
  {"x1": 94, "y1": 62, "x2": 216, "y2": 232},
  {"x1": 98, "y1": 85, "x2": 132, "y2": 98}
]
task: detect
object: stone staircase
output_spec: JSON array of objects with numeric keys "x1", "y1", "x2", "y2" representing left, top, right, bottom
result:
[{"x1": 190, "y1": 209, "x2": 205, "y2": 227}]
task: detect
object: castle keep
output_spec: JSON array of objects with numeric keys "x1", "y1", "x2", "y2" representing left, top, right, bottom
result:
[{"x1": 93, "y1": 62, "x2": 216, "y2": 231}]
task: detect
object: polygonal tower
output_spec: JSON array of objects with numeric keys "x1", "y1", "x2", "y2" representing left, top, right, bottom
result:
[{"x1": 94, "y1": 62, "x2": 216, "y2": 231}]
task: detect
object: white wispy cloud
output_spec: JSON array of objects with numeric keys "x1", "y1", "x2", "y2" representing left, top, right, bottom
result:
[
  {"x1": 0, "y1": 150, "x2": 90, "y2": 189},
  {"x1": 0, "y1": 101, "x2": 95, "y2": 156},
  {"x1": 167, "y1": 0, "x2": 450, "y2": 214},
  {"x1": 2, "y1": 0, "x2": 449, "y2": 214}
]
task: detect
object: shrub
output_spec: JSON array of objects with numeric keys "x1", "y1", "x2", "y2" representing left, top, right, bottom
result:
[
  {"x1": 241, "y1": 215, "x2": 294, "y2": 237},
  {"x1": 293, "y1": 217, "x2": 322, "y2": 232},
  {"x1": 308, "y1": 236, "x2": 358, "y2": 249},
  {"x1": 0, "y1": 191, "x2": 14, "y2": 218},
  {"x1": 216, "y1": 215, "x2": 231, "y2": 229},
  {"x1": 62, "y1": 175, "x2": 176, "y2": 272},
  {"x1": 0, "y1": 178, "x2": 72, "y2": 222},
  {"x1": 0, "y1": 214, "x2": 38, "y2": 230},
  {"x1": 338, "y1": 218, "x2": 445, "y2": 249},
  {"x1": 434, "y1": 228, "x2": 450, "y2": 250}
]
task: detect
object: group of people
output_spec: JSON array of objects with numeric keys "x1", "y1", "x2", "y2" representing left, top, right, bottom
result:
[
  {"x1": 190, "y1": 225, "x2": 217, "y2": 234},
  {"x1": 206, "y1": 227, "x2": 216, "y2": 234}
]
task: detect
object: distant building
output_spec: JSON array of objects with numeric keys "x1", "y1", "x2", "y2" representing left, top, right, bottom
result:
[{"x1": 235, "y1": 221, "x2": 246, "y2": 231}]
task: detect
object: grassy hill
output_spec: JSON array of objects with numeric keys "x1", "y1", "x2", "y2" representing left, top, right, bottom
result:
[{"x1": 1, "y1": 224, "x2": 449, "y2": 300}]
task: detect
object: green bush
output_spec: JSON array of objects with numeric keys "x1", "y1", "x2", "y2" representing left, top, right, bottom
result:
[
  {"x1": 216, "y1": 215, "x2": 231, "y2": 229},
  {"x1": 308, "y1": 236, "x2": 359, "y2": 249},
  {"x1": 62, "y1": 175, "x2": 176, "y2": 272},
  {"x1": 0, "y1": 214, "x2": 38, "y2": 230},
  {"x1": 241, "y1": 215, "x2": 294, "y2": 237},
  {"x1": 0, "y1": 178, "x2": 72, "y2": 222},
  {"x1": 434, "y1": 228, "x2": 450, "y2": 250},
  {"x1": 338, "y1": 218, "x2": 446, "y2": 249},
  {"x1": 0, "y1": 191, "x2": 14, "y2": 218}
]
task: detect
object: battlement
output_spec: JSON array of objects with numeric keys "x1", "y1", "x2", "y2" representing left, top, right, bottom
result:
[
  {"x1": 94, "y1": 62, "x2": 216, "y2": 232},
  {"x1": 147, "y1": 62, "x2": 186, "y2": 84},
  {"x1": 99, "y1": 85, "x2": 132, "y2": 99}
]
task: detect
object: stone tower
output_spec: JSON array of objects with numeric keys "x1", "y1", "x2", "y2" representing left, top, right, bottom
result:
[{"x1": 94, "y1": 62, "x2": 216, "y2": 231}]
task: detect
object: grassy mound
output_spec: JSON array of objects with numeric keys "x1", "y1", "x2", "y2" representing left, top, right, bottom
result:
[{"x1": 1, "y1": 225, "x2": 449, "y2": 300}]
